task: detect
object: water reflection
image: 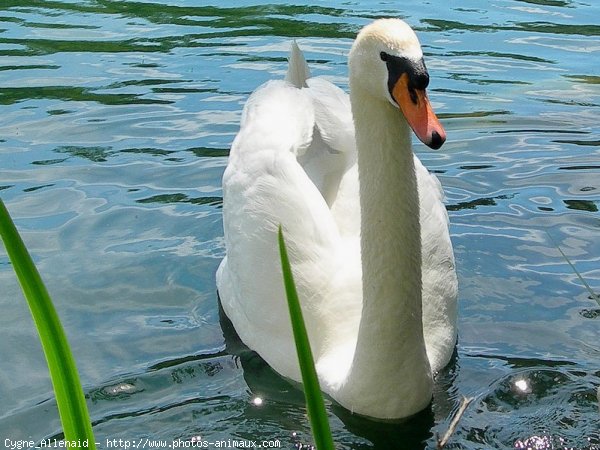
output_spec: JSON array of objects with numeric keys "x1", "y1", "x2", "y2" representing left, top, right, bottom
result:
[
  {"x1": 136, "y1": 193, "x2": 222, "y2": 207},
  {"x1": 447, "y1": 194, "x2": 512, "y2": 212}
]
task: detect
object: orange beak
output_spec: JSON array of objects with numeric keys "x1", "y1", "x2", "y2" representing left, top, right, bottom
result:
[{"x1": 392, "y1": 73, "x2": 446, "y2": 150}]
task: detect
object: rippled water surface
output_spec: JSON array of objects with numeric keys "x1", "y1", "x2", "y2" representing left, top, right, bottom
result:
[{"x1": 1, "y1": 1, "x2": 599, "y2": 449}]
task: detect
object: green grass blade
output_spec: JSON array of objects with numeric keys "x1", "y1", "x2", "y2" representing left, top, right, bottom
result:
[
  {"x1": 278, "y1": 226, "x2": 335, "y2": 450},
  {"x1": 0, "y1": 199, "x2": 96, "y2": 448},
  {"x1": 547, "y1": 231, "x2": 600, "y2": 306}
]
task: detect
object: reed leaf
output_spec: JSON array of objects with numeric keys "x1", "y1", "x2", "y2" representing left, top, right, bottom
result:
[
  {"x1": 278, "y1": 225, "x2": 335, "y2": 450},
  {"x1": 0, "y1": 199, "x2": 96, "y2": 448},
  {"x1": 547, "y1": 231, "x2": 599, "y2": 306}
]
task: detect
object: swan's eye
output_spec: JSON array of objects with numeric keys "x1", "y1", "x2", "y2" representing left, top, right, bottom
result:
[{"x1": 380, "y1": 51, "x2": 389, "y2": 62}]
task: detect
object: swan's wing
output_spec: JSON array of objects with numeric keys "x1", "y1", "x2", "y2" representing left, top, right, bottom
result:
[
  {"x1": 415, "y1": 157, "x2": 458, "y2": 372},
  {"x1": 217, "y1": 79, "x2": 341, "y2": 380},
  {"x1": 285, "y1": 41, "x2": 310, "y2": 88},
  {"x1": 284, "y1": 41, "x2": 354, "y2": 155},
  {"x1": 306, "y1": 78, "x2": 361, "y2": 238},
  {"x1": 305, "y1": 77, "x2": 355, "y2": 155},
  {"x1": 293, "y1": 77, "x2": 356, "y2": 208},
  {"x1": 287, "y1": 42, "x2": 359, "y2": 229}
]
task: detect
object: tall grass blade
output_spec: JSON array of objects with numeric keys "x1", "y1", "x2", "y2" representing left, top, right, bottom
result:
[
  {"x1": 0, "y1": 199, "x2": 96, "y2": 448},
  {"x1": 278, "y1": 226, "x2": 335, "y2": 450},
  {"x1": 547, "y1": 231, "x2": 599, "y2": 306}
]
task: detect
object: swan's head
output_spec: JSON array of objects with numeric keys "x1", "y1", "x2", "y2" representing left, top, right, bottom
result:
[{"x1": 349, "y1": 19, "x2": 446, "y2": 149}]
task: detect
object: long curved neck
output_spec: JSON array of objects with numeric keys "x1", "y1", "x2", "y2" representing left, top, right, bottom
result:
[{"x1": 341, "y1": 84, "x2": 433, "y2": 418}]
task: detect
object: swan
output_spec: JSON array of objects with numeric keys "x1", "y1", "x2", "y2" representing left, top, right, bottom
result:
[{"x1": 216, "y1": 18, "x2": 458, "y2": 420}]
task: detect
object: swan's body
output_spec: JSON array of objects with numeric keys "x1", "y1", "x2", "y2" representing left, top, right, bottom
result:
[{"x1": 217, "y1": 19, "x2": 457, "y2": 420}]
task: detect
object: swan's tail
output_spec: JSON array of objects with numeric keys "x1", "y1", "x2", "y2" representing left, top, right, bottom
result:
[{"x1": 285, "y1": 41, "x2": 310, "y2": 88}]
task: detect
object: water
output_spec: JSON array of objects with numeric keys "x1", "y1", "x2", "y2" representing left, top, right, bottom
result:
[{"x1": 0, "y1": 1, "x2": 598, "y2": 449}]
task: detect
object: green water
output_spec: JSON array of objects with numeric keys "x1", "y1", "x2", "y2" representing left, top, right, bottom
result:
[{"x1": 0, "y1": 1, "x2": 598, "y2": 449}]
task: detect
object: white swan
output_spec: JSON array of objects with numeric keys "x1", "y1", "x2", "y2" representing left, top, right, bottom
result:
[{"x1": 217, "y1": 18, "x2": 458, "y2": 420}]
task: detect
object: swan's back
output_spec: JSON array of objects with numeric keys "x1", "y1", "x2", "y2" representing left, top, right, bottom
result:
[{"x1": 217, "y1": 45, "x2": 361, "y2": 381}]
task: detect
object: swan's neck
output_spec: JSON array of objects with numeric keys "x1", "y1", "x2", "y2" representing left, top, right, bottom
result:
[{"x1": 341, "y1": 85, "x2": 433, "y2": 418}]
